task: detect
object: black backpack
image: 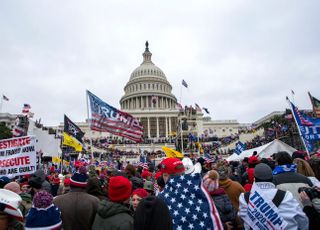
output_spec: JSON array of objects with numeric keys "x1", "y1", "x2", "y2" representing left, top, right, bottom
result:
[{"x1": 244, "y1": 189, "x2": 286, "y2": 207}]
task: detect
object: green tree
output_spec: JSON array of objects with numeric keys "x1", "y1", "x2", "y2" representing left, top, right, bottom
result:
[{"x1": 0, "y1": 122, "x2": 13, "y2": 140}]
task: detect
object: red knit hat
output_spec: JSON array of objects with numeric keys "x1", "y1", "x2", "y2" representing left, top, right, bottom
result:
[
  {"x1": 155, "y1": 171, "x2": 162, "y2": 180},
  {"x1": 132, "y1": 188, "x2": 148, "y2": 198},
  {"x1": 248, "y1": 156, "x2": 260, "y2": 165},
  {"x1": 141, "y1": 170, "x2": 152, "y2": 179},
  {"x1": 63, "y1": 178, "x2": 71, "y2": 187},
  {"x1": 159, "y1": 158, "x2": 185, "y2": 175},
  {"x1": 108, "y1": 176, "x2": 132, "y2": 202}
]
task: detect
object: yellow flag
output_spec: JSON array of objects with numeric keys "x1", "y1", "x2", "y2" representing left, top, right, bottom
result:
[
  {"x1": 52, "y1": 157, "x2": 61, "y2": 163},
  {"x1": 162, "y1": 146, "x2": 184, "y2": 158},
  {"x1": 63, "y1": 132, "x2": 83, "y2": 152}
]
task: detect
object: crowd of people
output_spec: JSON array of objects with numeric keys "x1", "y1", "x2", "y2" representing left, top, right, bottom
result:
[{"x1": 0, "y1": 149, "x2": 320, "y2": 229}]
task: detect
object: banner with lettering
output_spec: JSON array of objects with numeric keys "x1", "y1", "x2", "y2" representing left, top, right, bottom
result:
[
  {"x1": 0, "y1": 136, "x2": 37, "y2": 177},
  {"x1": 243, "y1": 185, "x2": 288, "y2": 230}
]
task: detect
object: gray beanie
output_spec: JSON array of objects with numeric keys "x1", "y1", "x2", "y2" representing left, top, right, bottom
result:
[{"x1": 254, "y1": 163, "x2": 273, "y2": 181}]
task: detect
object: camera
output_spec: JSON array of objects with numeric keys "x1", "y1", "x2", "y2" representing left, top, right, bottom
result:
[{"x1": 298, "y1": 187, "x2": 320, "y2": 200}]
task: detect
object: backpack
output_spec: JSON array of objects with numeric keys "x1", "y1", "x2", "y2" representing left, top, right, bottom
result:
[{"x1": 244, "y1": 189, "x2": 286, "y2": 207}]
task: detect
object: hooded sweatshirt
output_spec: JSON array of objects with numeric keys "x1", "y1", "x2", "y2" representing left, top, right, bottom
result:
[
  {"x1": 92, "y1": 200, "x2": 133, "y2": 230},
  {"x1": 29, "y1": 170, "x2": 51, "y2": 192},
  {"x1": 219, "y1": 179, "x2": 245, "y2": 210}
]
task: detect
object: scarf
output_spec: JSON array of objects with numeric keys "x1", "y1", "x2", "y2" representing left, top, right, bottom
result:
[{"x1": 272, "y1": 164, "x2": 297, "y2": 175}]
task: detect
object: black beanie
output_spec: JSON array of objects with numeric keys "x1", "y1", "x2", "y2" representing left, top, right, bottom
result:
[{"x1": 134, "y1": 196, "x2": 172, "y2": 230}]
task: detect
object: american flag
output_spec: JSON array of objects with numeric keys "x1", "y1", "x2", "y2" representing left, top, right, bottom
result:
[
  {"x1": 291, "y1": 102, "x2": 314, "y2": 126},
  {"x1": 176, "y1": 103, "x2": 184, "y2": 111},
  {"x1": 87, "y1": 90, "x2": 143, "y2": 142},
  {"x1": 22, "y1": 104, "x2": 31, "y2": 113},
  {"x1": 203, "y1": 153, "x2": 215, "y2": 163},
  {"x1": 135, "y1": 162, "x2": 149, "y2": 169},
  {"x1": 135, "y1": 155, "x2": 149, "y2": 169},
  {"x1": 195, "y1": 103, "x2": 202, "y2": 112},
  {"x1": 158, "y1": 173, "x2": 223, "y2": 230}
]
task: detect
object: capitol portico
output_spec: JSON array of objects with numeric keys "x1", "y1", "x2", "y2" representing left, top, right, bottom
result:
[{"x1": 120, "y1": 42, "x2": 179, "y2": 138}]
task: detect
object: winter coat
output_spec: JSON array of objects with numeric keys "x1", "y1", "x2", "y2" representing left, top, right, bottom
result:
[
  {"x1": 219, "y1": 179, "x2": 245, "y2": 210},
  {"x1": 53, "y1": 188, "x2": 100, "y2": 230},
  {"x1": 273, "y1": 172, "x2": 313, "y2": 207},
  {"x1": 92, "y1": 200, "x2": 133, "y2": 230},
  {"x1": 19, "y1": 192, "x2": 32, "y2": 217},
  {"x1": 239, "y1": 182, "x2": 309, "y2": 230}
]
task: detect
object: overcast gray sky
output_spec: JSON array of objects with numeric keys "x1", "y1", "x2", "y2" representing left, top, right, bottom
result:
[{"x1": 1, "y1": 0, "x2": 320, "y2": 126}]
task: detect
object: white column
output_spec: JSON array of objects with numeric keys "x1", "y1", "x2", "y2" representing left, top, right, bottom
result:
[
  {"x1": 169, "y1": 117, "x2": 172, "y2": 134},
  {"x1": 141, "y1": 97, "x2": 143, "y2": 109},
  {"x1": 147, "y1": 117, "x2": 150, "y2": 138},
  {"x1": 165, "y1": 117, "x2": 168, "y2": 138},
  {"x1": 156, "y1": 117, "x2": 159, "y2": 138}
]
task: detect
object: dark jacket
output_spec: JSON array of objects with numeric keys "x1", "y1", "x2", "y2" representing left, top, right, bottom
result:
[
  {"x1": 211, "y1": 188, "x2": 237, "y2": 223},
  {"x1": 303, "y1": 206, "x2": 320, "y2": 230},
  {"x1": 92, "y1": 200, "x2": 133, "y2": 230},
  {"x1": 273, "y1": 172, "x2": 313, "y2": 206},
  {"x1": 53, "y1": 188, "x2": 100, "y2": 230}
]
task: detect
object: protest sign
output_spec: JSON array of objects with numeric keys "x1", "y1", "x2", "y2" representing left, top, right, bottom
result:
[
  {"x1": 0, "y1": 136, "x2": 37, "y2": 177},
  {"x1": 243, "y1": 186, "x2": 288, "y2": 230}
]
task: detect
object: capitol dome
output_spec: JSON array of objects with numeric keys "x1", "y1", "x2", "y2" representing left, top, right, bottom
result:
[
  {"x1": 120, "y1": 41, "x2": 177, "y2": 111},
  {"x1": 120, "y1": 42, "x2": 178, "y2": 138}
]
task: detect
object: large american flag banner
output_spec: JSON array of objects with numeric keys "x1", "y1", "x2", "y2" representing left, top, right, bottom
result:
[
  {"x1": 87, "y1": 90, "x2": 143, "y2": 142},
  {"x1": 158, "y1": 173, "x2": 223, "y2": 230}
]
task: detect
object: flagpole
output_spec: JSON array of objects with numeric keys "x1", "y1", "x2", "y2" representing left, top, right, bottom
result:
[
  {"x1": 0, "y1": 96, "x2": 3, "y2": 113},
  {"x1": 286, "y1": 97, "x2": 310, "y2": 156},
  {"x1": 291, "y1": 90, "x2": 295, "y2": 104},
  {"x1": 86, "y1": 91, "x2": 94, "y2": 161}
]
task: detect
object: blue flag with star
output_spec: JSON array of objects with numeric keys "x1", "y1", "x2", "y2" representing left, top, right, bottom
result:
[{"x1": 158, "y1": 173, "x2": 223, "y2": 230}]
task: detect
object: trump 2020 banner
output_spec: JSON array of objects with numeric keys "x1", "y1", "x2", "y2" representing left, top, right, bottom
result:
[
  {"x1": 87, "y1": 90, "x2": 143, "y2": 142},
  {"x1": 0, "y1": 136, "x2": 37, "y2": 177}
]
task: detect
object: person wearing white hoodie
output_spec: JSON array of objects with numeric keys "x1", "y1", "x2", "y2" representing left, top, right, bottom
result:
[{"x1": 239, "y1": 163, "x2": 309, "y2": 230}]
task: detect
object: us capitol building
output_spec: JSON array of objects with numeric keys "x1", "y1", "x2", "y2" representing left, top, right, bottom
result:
[
  {"x1": 86, "y1": 42, "x2": 242, "y2": 140},
  {"x1": 0, "y1": 42, "x2": 245, "y2": 143}
]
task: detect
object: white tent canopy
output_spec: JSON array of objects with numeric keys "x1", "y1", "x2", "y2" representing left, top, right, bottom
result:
[{"x1": 226, "y1": 139, "x2": 297, "y2": 161}]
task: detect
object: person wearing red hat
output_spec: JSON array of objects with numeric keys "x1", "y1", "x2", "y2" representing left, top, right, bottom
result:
[
  {"x1": 131, "y1": 188, "x2": 148, "y2": 211},
  {"x1": 141, "y1": 170, "x2": 152, "y2": 180},
  {"x1": 158, "y1": 158, "x2": 185, "y2": 183},
  {"x1": 92, "y1": 176, "x2": 133, "y2": 230}
]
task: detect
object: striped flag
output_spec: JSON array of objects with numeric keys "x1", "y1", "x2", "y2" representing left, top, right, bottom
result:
[
  {"x1": 158, "y1": 173, "x2": 223, "y2": 230},
  {"x1": 204, "y1": 153, "x2": 215, "y2": 163},
  {"x1": 195, "y1": 103, "x2": 202, "y2": 112},
  {"x1": 308, "y1": 92, "x2": 320, "y2": 118},
  {"x1": 87, "y1": 90, "x2": 143, "y2": 142}
]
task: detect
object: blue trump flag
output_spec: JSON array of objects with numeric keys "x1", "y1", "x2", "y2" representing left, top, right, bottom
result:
[
  {"x1": 288, "y1": 99, "x2": 320, "y2": 153},
  {"x1": 87, "y1": 90, "x2": 143, "y2": 142},
  {"x1": 234, "y1": 141, "x2": 246, "y2": 155},
  {"x1": 158, "y1": 173, "x2": 223, "y2": 230}
]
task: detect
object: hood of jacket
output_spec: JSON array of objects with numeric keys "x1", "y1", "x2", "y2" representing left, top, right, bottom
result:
[
  {"x1": 219, "y1": 179, "x2": 232, "y2": 188},
  {"x1": 97, "y1": 200, "x2": 131, "y2": 219}
]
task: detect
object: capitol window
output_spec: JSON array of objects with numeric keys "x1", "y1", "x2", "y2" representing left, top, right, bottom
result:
[{"x1": 144, "y1": 84, "x2": 146, "y2": 89}]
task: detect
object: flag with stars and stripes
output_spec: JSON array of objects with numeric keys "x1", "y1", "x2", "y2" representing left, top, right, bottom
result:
[{"x1": 158, "y1": 173, "x2": 223, "y2": 230}]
